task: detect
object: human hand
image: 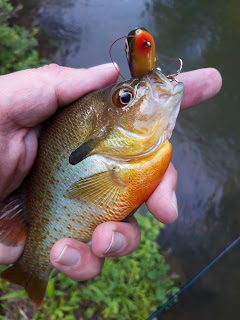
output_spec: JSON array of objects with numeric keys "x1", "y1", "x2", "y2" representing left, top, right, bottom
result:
[{"x1": 0, "y1": 64, "x2": 222, "y2": 281}]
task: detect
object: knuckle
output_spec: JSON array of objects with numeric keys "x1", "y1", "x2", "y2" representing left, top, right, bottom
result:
[
  {"x1": 37, "y1": 63, "x2": 69, "y2": 81},
  {"x1": 37, "y1": 63, "x2": 61, "y2": 73}
]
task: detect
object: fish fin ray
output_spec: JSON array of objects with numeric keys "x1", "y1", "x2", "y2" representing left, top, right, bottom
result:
[
  {"x1": 1, "y1": 263, "x2": 48, "y2": 306},
  {"x1": 0, "y1": 195, "x2": 28, "y2": 246},
  {"x1": 66, "y1": 170, "x2": 126, "y2": 205}
]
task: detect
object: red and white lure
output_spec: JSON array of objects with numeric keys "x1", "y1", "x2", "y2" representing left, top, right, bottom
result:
[{"x1": 110, "y1": 27, "x2": 182, "y2": 80}]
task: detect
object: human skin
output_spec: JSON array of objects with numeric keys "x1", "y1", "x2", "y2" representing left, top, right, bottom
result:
[{"x1": 0, "y1": 63, "x2": 222, "y2": 281}]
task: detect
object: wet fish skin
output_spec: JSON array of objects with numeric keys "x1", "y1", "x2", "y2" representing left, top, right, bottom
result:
[{"x1": 0, "y1": 68, "x2": 184, "y2": 306}]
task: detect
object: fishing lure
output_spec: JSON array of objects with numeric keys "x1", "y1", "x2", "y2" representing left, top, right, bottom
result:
[
  {"x1": 125, "y1": 27, "x2": 156, "y2": 77},
  {"x1": 125, "y1": 27, "x2": 183, "y2": 81},
  {"x1": 110, "y1": 27, "x2": 182, "y2": 80}
]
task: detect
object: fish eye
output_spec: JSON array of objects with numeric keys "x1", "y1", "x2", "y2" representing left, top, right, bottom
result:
[{"x1": 113, "y1": 88, "x2": 134, "y2": 108}]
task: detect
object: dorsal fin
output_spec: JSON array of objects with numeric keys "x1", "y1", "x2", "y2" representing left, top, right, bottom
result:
[{"x1": 0, "y1": 195, "x2": 28, "y2": 246}]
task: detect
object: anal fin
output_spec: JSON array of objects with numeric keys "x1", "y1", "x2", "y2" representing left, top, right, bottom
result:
[
  {"x1": 1, "y1": 263, "x2": 47, "y2": 306},
  {"x1": 0, "y1": 195, "x2": 28, "y2": 246}
]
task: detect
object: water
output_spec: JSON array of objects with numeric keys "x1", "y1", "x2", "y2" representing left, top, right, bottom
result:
[{"x1": 13, "y1": 0, "x2": 240, "y2": 319}]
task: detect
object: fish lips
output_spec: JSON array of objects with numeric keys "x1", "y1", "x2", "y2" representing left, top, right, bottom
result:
[
  {"x1": 171, "y1": 82, "x2": 185, "y2": 117},
  {"x1": 146, "y1": 70, "x2": 185, "y2": 116},
  {"x1": 164, "y1": 83, "x2": 185, "y2": 140},
  {"x1": 146, "y1": 69, "x2": 185, "y2": 142}
]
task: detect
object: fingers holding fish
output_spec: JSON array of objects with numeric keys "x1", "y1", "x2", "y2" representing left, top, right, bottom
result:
[
  {"x1": 0, "y1": 243, "x2": 24, "y2": 265},
  {"x1": 91, "y1": 216, "x2": 141, "y2": 258},
  {"x1": 177, "y1": 68, "x2": 222, "y2": 109},
  {"x1": 50, "y1": 238, "x2": 104, "y2": 282},
  {"x1": 0, "y1": 214, "x2": 140, "y2": 280},
  {"x1": 0, "y1": 63, "x2": 120, "y2": 127},
  {"x1": 50, "y1": 217, "x2": 140, "y2": 281},
  {"x1": 146, "y1": 163, "x2": 178, "y2": 224},
  {"x1": 0, "y1": 63, "x2": 119, "y2": 201}
]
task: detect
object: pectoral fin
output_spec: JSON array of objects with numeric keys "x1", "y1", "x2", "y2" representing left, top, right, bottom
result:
[{"x1": 66, "y1": 170, "x2": 126, "y2": 206}]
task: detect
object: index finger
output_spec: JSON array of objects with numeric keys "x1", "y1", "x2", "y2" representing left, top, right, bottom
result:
[
  {"x1": 0, "y1": 63, "x2": 119, "y2": 128},
  {"x1": 176, "y1": 68, "x2": 222, "y2": 109}
]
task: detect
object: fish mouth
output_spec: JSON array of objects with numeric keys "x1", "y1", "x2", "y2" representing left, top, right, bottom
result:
[
  {"x1": 101, "y1": 71, "x2": 184, "y2": 162},
  {"x1": 125, "y1": 81, "x2": 184, "y2": 160},
  {"x1": 115, "y1": 95, "x2": 182, "y2": 161},
  {"x1": 137, "y1": 81, "x2": 184, "y2": 157},
  {"x1": 164, "y1": 83, "x2": 184, "y2": 137},
  {"x1": 136, "y1": 107, "x2": 181, "y2": 157}
]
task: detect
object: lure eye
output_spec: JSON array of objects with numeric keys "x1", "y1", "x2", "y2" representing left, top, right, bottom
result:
[
  {"x1": 144, "y1": 39, "x2": 152, "y2": 49},
  {"x1": 113, "y1": 88, "x2": 134, "y2": 107}
]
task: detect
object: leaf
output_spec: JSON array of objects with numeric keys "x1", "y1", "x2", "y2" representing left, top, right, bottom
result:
[
  {"x1": 85, "y1": 307, "x2": 95, "y2": 318},
  {"x1": 0, "y1": 290, "x2": 27, "y2": 301}
]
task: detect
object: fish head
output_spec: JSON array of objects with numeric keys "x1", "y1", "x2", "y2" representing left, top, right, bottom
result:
[{"x1": 102, "y1": 68, "x2": 184, "y2": 158}]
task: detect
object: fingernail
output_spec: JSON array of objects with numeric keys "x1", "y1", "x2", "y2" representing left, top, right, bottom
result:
[
  {"x1": 171, "y1": 190, "x2": 178, "y2": 217},
  {"x1": 54, "y1": 245, "x2": 81, "y2": 266},
  {"x1": 104, "y1": 232, "x2": 126, "y2": 254},
  {"x1": 90, "y1": 62, "x2": 119, "y2": 70}
]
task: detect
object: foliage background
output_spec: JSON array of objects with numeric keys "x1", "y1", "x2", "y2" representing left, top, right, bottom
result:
[{"x1": 0, "y1": 0, "x2": 47, "y2": 75}]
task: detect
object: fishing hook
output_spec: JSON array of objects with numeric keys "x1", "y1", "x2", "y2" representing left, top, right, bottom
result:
[
  {"x1": 109, "y1": 35, "x2": 136, "y2": 80},
  {"x1": 167, "y1": 58, "x2": 183, "y2": 82}
]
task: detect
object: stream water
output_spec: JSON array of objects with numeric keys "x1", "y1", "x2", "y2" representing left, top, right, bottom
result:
[{"x1": 12, "y1": 0, "x2": 240, "y2": 319}]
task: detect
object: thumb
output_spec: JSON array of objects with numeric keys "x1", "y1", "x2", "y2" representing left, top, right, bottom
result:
[{"x1": 0, "y1": 63, "x2": 119, "y2": 128}]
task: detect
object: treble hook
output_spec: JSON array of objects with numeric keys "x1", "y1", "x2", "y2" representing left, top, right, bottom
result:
[{"x1": 167, "y1": 58, "x2": 183, "y2": 82}]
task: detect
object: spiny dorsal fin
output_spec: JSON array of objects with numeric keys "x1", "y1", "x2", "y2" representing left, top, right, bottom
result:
[
  {"x1": 0, "y1": 195, "x2": 28, "y2": 246},
  {"x1": 66, "y1": 170, "x2": 126, "y2": 206}
]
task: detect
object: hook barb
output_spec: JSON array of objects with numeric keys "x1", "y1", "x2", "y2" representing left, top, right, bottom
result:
[{"x1": 167, "y1": 58, "x2": 183, "y2": 82}]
